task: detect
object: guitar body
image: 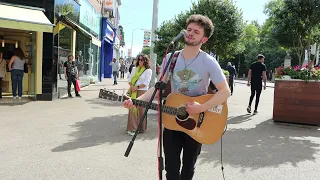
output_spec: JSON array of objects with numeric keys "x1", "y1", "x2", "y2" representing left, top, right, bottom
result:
[
  {"x1": 98, "y1": 89, "x2": 228, "y2": 145},
  {"x1": 163, "y1": 93, "x2": 228, "y2": 144}
]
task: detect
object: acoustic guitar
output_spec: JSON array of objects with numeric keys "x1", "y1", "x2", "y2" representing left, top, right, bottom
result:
[{"x1": 99, "y1": 89, "x2": 228, "y2": 144}]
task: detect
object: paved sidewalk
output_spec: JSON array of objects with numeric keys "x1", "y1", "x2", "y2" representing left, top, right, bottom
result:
[
  {"x1": 0, "y1": 78, "x2": 319, "y2": 180},
  {"x1": 235, "y1": 79, "x2": 275, "y2": 88}
]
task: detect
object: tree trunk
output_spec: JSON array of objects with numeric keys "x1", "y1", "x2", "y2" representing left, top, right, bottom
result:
[
  {"x1": 308, "y1": 31, "x2": 312, "y2": 69},
  {"x1": 298, "y1": 53, "x2": 302, "y2": 66}
]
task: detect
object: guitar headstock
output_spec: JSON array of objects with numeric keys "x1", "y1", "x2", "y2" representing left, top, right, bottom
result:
[{"x1": 99, "y1": 89, "x2": 130, "y2": 102}]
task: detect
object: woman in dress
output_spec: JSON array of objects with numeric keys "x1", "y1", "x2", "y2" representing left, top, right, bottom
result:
[{"x1": 126, "y1": 54, "x2": 152, "y2": 136}]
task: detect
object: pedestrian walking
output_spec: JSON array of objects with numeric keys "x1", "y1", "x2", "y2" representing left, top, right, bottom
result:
[{"x1": 247, "y1": 54, "x2": 267, "y2": 114}]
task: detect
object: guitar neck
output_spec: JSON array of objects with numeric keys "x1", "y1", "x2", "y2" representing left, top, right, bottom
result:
[{"x1": 131, "y1": 99, "x2": 176, "y2": 115}]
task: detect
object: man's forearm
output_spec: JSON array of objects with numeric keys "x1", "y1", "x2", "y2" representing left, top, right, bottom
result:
[
  {"x1": 263, "y1": 77, "x2": 267, "y2": 85},
  {"x1": 136, "y1": 87, "x2": 159, "y2": 102},
  {"x1": 247, "y1": 74, "x2": 251, "y2": 83},
  {"x1": 202, "y1": 88, "x2": 230, "y2": 111}
]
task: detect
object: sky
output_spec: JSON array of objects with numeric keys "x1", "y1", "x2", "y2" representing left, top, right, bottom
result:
[{"x1": 118, "y1": 0, "x2": 271, "y2": 58}]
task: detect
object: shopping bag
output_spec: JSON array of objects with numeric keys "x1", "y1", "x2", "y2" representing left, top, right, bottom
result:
[{"x1": 76, "y1": 80, "x2": 81, "y2": 92}]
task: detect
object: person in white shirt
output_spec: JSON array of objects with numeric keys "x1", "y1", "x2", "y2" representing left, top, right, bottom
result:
[
  {"x1": 109, "y1": 58, "x2": 120, "y2": 85},
  {"x1": 0, "y1": 52, "x2": 6, "y2": 98},
  {"x1": 126, "y1": 54, "x2": 152, "y2": 136}
]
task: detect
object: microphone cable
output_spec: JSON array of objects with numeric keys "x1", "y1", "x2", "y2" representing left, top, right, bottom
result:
[{"x1": 220, "y1": 124, "x2": 228, "y2": 180}]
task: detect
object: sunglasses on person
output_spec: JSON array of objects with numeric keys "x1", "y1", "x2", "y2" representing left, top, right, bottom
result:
[{"x1": 139, "y1": 58, "x2": 144, "y2": 61}]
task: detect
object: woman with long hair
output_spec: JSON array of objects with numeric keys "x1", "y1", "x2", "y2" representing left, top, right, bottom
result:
[
  {"x1": 126, "y1": 54, "x2": 152, "y2": 136},
  {"x1": 8, "y1": 48, "x2": 25, "y2": 100}
]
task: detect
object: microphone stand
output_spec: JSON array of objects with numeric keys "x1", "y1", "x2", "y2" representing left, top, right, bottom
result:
[{"x1": 124, "y1": 42, "x2": 179, "y2": 180}]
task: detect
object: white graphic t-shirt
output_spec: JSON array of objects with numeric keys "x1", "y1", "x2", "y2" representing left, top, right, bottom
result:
[{"x1": 160, "y1": 50, "x2": 226, "y2": 97}]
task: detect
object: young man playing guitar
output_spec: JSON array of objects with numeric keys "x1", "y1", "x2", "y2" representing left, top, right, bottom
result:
[{"x1": 123, "y1": 14, "x2": 230, "y2": 180}]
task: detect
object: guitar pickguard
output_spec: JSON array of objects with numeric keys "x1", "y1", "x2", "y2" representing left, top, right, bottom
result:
[{"x1": 175, "y1": 117, "x2": 196, "y2": 130}]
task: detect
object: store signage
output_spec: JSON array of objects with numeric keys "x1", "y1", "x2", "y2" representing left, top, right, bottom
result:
[
  {"x1": 105, "y1": 24, "x2": 114, "y2": 42},
  {"x1": 143, "y1": 30, "x2": 151, "y2": 47},
  {"x1": 80, "y1": 0, "x2": 101, "y2": 38},
  {"x1": 104, "y1": 0, "x2": 114, "y2": 11}
]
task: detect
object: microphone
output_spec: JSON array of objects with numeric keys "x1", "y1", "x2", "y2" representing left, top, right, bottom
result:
[{"x1": 169, "y1": 30, "x2": 187, "y2": 45}]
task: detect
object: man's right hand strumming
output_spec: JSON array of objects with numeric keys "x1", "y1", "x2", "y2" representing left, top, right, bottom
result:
[{"x1": 123, "y1": 99, "x2": 135, "y2": 109}]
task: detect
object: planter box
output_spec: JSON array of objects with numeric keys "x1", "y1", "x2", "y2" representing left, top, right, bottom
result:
[{"x1": 273, "y1": 79, "x2": 320, "y2": 126}]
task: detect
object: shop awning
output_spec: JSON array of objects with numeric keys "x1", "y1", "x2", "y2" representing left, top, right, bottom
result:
[
  {"x1": 59, "y1": 15, "x2": 101, "y2": 47},
  {"x1": 0, "y1": 3, "x2": 54, "y2": 33}
]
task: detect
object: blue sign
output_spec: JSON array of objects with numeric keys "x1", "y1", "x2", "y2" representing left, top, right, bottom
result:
[
  {"x1": 102, "y1": 18, "x2": 115, "y2": 43},
  {"x1": 105, "y1": 23, "x2": 115, "y2": 42},
  {"x1": 79, "y1": 0, "x2": 101, "y2": 38}
]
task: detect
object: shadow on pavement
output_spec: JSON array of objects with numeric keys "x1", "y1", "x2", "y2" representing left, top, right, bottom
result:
[
  {"x1": 199, "y1": 119, "x2": 320, "y2": 170},
  {"x1": 227, "y1": 114, "x2": 255, "y2": 124},
  {"x1": 51, "y1": 114, "x2": 159, "y2": 152}
]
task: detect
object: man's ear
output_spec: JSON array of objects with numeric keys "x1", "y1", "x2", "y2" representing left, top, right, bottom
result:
[{"x1": 202, "y1": 37, "x2": 208, "y2": 44}]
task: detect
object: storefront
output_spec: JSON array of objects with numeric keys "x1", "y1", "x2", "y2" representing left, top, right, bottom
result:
[
  {"x1": 54, "y1": 0, "x2": 102, "y2": 97},
  {"x1": 0, "y1": 2, "x2": 54, "y2": 99},
  {"x1": 101, "y1": 18, "x2": 116, "y2": 79},
  {"x1": 78, "y1": 0, "x2": 102, "y2": 85}
]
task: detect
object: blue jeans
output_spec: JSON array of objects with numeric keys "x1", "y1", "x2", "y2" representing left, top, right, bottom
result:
[
  {"x1": 112, "y1": 71, "x2": 118, "y2": 84},
  {"x1": 11, "y1": 69, "x2": 24, "y2": 97}
]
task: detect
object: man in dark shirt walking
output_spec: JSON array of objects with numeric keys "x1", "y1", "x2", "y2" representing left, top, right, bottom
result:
[
  {"x1": 226, "y1": 62, "x2": 236, "y2": 95},
  {"x1": 247, "y1": 54, "x2": 267, "y2": 114}
]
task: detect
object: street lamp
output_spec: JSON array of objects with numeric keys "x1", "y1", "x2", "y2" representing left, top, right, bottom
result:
[{"x1": 130, "y1": 28, "x2": 147, "y2": 58}]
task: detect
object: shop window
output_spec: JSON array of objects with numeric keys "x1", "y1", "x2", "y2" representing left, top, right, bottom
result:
[{"x1": 59, "y1": 27, "x2": 73, "y2": 50}]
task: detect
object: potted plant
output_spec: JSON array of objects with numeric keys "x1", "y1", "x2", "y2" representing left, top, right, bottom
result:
[
  {"x1": 273, "y1": 65, "x2": 320, "y2": 126},
  {"x1": 223, "y1": 70, "x2": 230, "y2": 84}
]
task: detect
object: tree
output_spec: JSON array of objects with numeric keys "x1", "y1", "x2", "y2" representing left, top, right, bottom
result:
[
  {"x1": 141, "y1": 47, "x2": 150, "y2": 56},
  {"x1": 265, "y1": 0, "x2": 320, "y2": 66},
  {"x1": 154, "y1": 0, "x2": 244, "y2": 64}
]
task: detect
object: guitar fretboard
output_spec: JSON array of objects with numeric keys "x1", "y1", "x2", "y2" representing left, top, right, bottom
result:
[{"x1": 132, "y1": 99, "x2": 177, "y2": 115}]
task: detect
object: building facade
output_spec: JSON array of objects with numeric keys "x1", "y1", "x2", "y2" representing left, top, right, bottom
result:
[
  {"x1": 0, "y1": 0, "x2": 55, "y2": 100},
  {"x1": 100, "y1": 0, "x2": 124, "y2": 79},
  {"x1": 54, "y1": 0, "x2": 103, "y2": 96},
  {"x1": 0, "y1": 0, "x2": 125, "y2": 100}
]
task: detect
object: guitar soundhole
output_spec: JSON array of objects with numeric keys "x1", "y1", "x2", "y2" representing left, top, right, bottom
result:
[
  {"x1": 175, "y1": 107, "x2": 196, "y2": 130},
  {"x1": 176, "y1": 107, "x2": 189, "y2": 120}
]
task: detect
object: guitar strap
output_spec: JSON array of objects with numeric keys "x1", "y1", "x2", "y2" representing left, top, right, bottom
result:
[
  {"x1": 162, "y1": 51, "x2": 217, "y2": 97},
  {"x1": 162, "y1": 51, "x2": 180, "y2": 98}
]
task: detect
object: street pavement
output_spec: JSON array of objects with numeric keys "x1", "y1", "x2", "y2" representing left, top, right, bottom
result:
[{"x1": 0, "y1": 77, "x2": 319, "y2": 180}]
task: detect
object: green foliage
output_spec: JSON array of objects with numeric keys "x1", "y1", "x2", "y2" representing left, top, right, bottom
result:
[
  {"x1": 264, "y1": 0, "x2": 320, "y2": 65},
  {"x1": 223, "y1": 70, "x2": 230, "y2": 76},
  {"x1": 141, "y1": 47, "x2": 150, "y2": 56},
  {"x1": 153, "y1": 0, "x2": 244, "y2": 65}
]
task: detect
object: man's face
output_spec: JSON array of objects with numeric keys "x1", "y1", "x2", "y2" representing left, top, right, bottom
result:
[
  {"x1": 260, "y1": 58, "x2": 265, "y2": 63},
  {"x1": 184, "y1": 23, "x2": 208, "y2": 46}
]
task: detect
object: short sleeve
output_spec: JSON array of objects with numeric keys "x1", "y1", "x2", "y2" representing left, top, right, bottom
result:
[
  {"x1": 249, "y1": 64, "x2": 253, "y2": 70},
  {"x1": 263, "y1": 64, "x2": 267, "y2": 71},
  {"x1": 63, "y1": 62, "x2": 67, "y2": 68},
  {"x1": 206, "y1": 55, "x2": 226, "y2": 84}
]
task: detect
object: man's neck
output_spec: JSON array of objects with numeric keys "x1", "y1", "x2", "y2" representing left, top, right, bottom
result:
[{"x1": 182, "y1": 45, "x2": 201, "y2": 60}]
